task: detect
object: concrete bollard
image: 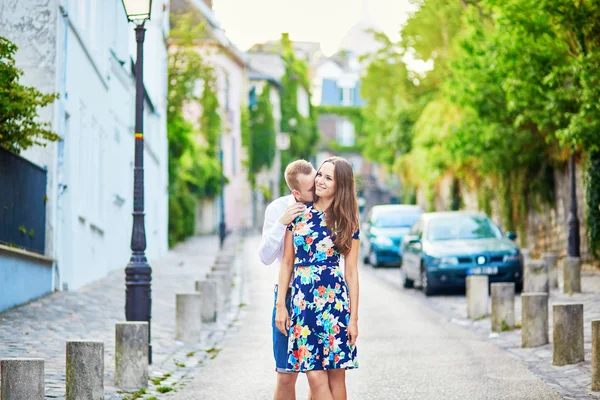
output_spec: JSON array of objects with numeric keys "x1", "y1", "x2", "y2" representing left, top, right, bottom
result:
[
  {"x1": 520, "y1": 248, "x2": 532, "y2": 265},
  {"x1": 66, "y1": 341, "x2": 104, "y2": 399},
  {"x1": 521, "y1": 293, "x2": 549, "y2": 348},
  {"x1": 196, "y1": 280, "x2": 220, "y2": 323},
  {"x1": 552, "y1": 303, "x2": 584, "y2": 366},
  {"x1": 563, "y1": 257, "x2": 582, "y2": 294},
  {"x1": 467, "y1": 275, "x2": 489, "y2": 319},
  {"x1": 524, "y1": 260, "x2": 549, "y2": 293},
  {"x1": 207, "y1": 270, "x2": 231, "y2": 300},
  {"x1": 176, "y1": 293, "x2": 203, "y2": 343},
  {"x1": 212, "y1": 261, "x2": 232, "y2": 273},
  {"x1": 0, "y1": 358, "x2": 45, "y2": 400},
  {"x1": 115, "y1": 322, "x2": 148, "y2": 390},
  {"x1": 592, "y1": 320, "x2": 600, "y2": 391},
  {"x1": 491, "y1": 282, "x2": 515, "y2": 332},
  {"x1": 541, "y1": 252, "x2": 559, "y2": 290}
]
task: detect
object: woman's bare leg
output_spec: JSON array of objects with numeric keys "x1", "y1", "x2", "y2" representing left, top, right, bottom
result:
[
  {"x1": 327, "y1": 369, "x2": 346, "y2": 400},
  {"x1": 306, "y1": 370, "x2": 333, "y2": 400}
]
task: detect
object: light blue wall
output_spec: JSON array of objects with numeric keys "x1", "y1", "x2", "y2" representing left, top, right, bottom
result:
[{"x1": 0, "y1": 248, "x2": 53, "y2": 313}]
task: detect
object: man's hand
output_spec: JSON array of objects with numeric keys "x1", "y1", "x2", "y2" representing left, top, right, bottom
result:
[
  {"x1": 279, "y1": 203, "x2": 306, "y2": 226},
  {"x1": 275, "y1": 304, "x2": 291, "y2": 336}
]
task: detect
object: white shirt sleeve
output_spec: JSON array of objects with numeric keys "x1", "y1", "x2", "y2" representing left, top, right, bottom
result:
[{"x1": 258, "y1": 201, "x2": 288, "y2": 266}]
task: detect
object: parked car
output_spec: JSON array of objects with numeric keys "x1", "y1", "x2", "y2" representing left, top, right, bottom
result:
[
  {"x1": 361, "y1": 205, "x2": 424, "y2": 267},
  {"x1": 400, "y1": 211, "x2": 522, "y2": 296}
]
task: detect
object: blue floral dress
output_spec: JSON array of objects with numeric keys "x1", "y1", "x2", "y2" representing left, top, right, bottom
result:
[{"x1": 285, "y1": 203, "x2": 359, "y2": 372}]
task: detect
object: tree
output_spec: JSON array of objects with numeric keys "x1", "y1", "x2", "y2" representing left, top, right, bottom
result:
[{"x1": 0, "y1": 36, "x2": 59, "y2": 153}]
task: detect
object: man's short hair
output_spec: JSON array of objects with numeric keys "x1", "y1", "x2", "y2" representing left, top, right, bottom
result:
[{"x1": 284, "y1": 160, "x2": 314, "y2": 191}]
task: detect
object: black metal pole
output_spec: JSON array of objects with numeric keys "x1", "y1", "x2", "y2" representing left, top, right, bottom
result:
[
  {"x1": 125, "y1": 22, "x2": 152, "y2": 364},
  {"x1": 567, "y1": 149, "x2": 581, "y2": 258},
  {"x1": 219, "y1": 146, "x2": 226, "y2": 248}
]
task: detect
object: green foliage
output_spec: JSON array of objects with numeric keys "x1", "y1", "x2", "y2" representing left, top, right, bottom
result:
[
  {"x1": 168, "y1": 10, "x2": 222, "y2": 247},
  {"x1": 0, "y1": 36, "x2": 59, "y2": 153},
  {"x1": 247, "y1": 85, "x2": 277, "y2": 186},
  {"x1": 279, "y1": 33, "x2": 320, "y2": 193},
  {"x1": 587, "y1": 151, "x2": 600, "y2": 258},
  {"x1": 316, "y1": 105, "x2": 364, "y2": 153}
]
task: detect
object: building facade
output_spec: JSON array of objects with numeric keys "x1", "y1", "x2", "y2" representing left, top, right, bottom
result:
[{"x1": 0, "y1": 0, "x2": 169, "y2": 310}]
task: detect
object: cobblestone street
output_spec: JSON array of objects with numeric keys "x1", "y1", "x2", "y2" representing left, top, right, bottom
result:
[
  {"x1": 0, "y1": 235, "x2": 245, "y2": 399},
  {"x1": 369, "y1": 264, "x2": 600, "y2": 400}
]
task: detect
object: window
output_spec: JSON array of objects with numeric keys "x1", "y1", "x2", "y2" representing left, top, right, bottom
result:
[
  {"x1": 337, "y1": 119, "x2": 355, "y2": 147},
  {"x1": 231, "y1": 136, "x2": 236, "y2": 175},
  {"x1": 340, "y1": 87, "x2": 354, "y2": 106}
]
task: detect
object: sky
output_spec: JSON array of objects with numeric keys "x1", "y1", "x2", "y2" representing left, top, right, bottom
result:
[{"x1": 211, "y1": 0, "x2": 417, "y2": 56}]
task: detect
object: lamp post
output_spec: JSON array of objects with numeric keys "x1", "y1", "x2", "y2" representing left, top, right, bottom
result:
[
  {"x1": 567, "y1": 148, "x2": 581, "y2": 257},
  {"x1": 218, "y1": 139, "x2": 226, "y2": 248},
  {"x1": 121, "y1": 0, "x2": 153, "y2": 364}
]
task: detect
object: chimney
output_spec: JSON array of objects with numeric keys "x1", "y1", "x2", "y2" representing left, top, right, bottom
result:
[{"x1": 203, "y1": 0, "x2": 213, "y2": 8}]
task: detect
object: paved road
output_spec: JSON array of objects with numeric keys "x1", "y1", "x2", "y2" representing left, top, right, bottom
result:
[{"x1": 173, "y1": 235, "x2": 561, "y2": 399}]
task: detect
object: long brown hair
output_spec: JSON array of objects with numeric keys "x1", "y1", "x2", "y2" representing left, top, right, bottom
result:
[{"x1": 318, "y1": 157, "x2": 359, "y2": 255}]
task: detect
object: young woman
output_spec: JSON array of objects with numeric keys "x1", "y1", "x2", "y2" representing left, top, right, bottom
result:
[{"x1": 275, "y1": 156, "x2": 360, "y2": 400}]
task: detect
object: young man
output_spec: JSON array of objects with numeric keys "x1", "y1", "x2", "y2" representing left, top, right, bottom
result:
[{"x1": 259, "y1": 160, "x2": 316, "y2": 400}]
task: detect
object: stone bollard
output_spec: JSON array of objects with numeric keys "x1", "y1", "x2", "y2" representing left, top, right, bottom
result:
[
  {"x1": 541, "y1": 252, "x2": 559, "y2": 290},
  {"x1": 467, "y1": 275, "x2": 489, "y2": 319},
  {"x1": 212, "y1": 261, "x2": 232, "y2": 273},
  {"x1": 491, "y1": 282, "x2": 515, "y2": 332},
  {"x1": 520, "y1": 248, "x2": 532, "y2": 265},
  {"x1": 592, "y1": 320, "x2": 600, "y2": 391},
  {"x1": 115, "y1": 322, "x2": 148, "y2": 390},
  {"x1": 196, "y1": 279, "x2": 220, "y2": 323},
  {"x1": 1, "y1": 358, "x2": 45, "y2": 400},
  {"x1": 524, "y1": 260, "x2": 549, "y2": 293},
  {"x1": 521, "y1": 293, "x2": 549, "y2": 348},
  {"x1": 66, "y1": 341, "x2": 104, "y2": 399},
  {"x1": 207, "y1": 270, "x2": 231, "y2": 300},
  {"x1": 552, "y1": 303, "x2": 584, "y2": 366},
  {"x1": 563, "y1": 257, "x2": 582, "y2": 294},
  {"x1": 176, "y1": 293, "x2": 203, "y2": 343}
]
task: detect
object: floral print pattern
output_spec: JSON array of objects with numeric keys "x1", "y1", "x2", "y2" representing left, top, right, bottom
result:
[{"x1": 286, "y1": 204, "x2": 359, "y2": 372}]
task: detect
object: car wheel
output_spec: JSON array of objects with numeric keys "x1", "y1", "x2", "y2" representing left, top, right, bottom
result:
[
  {"x1": 421, "y1": 265, "x2": 435, "y2": 296},
  {"x1": 401, "y1": 268, "x2": 414, "y2": 288},
  {"x1": 369, "y1": 250, "x2": 380, "y2": 268}
]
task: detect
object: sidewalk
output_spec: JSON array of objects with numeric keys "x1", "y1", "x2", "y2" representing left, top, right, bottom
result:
[{"x1": 0, "y1": 235, "x2": 244, "y2": 399}]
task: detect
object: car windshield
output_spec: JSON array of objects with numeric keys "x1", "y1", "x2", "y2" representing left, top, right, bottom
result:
[
  {"x1": 373, "y1": 211, "x2": 421, "y2": 228},
  {"x1": 427, "y1": 215, "x2": 503, "y2": 241}
]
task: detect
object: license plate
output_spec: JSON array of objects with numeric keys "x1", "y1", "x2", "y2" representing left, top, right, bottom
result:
[{"x1": 468, "y1": 267, "x2": 498, "y2": 275}]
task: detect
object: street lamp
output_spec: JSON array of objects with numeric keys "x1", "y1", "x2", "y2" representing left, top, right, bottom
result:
[
  {"x1": 218, "y1": 138, "x2": 226, "y2": 248},
  {"x1": 121, "y1": 0, "x2": 153, "y2": 364},
  {"x1": 568, "y1": 148, "x2": 581, "y2": 257}
]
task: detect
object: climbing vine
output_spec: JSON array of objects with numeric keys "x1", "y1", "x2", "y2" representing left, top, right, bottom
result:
[
  {"x1": 246, "y1": 84, "x2": 277, "y2": 187},
  {"x1": 279, "y1": 33, "x2": 320, "y2": 193},
  {"x1": 316, "y1": 105, "x2": 364, "y2": 153},
  {"x1": 167, "y1": 10, "x2": 221, "y2": 246},
  {"x1": 587, "y1": 151, "x2": 600, "y2": 258}
]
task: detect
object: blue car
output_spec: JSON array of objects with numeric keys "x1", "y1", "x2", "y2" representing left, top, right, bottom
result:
[
  {"x1": 361, "y1": 205, "x2": 424, "y2": 267},
  {"x1": 400, "y1": 211, "x2": 523, "y2": 296}
]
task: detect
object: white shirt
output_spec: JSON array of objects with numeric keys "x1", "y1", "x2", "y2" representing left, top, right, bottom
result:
[{"x1": 258, "y1": 195, "x2": 344, "y2": 285}]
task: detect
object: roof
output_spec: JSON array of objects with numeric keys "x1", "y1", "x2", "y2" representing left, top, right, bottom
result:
[
  {"x1": 176, "y1": 0, "x2": 249, "y2": 66},
  {"x1": 248, "y1": 70, "x2": 282, "y2": 91}
]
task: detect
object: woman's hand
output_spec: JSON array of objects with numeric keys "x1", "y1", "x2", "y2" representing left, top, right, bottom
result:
[
  {"x1": 348, "y1": 320, "x2": 359, "y2": 346},
  {"x1": 275, "y1": 303, "x2": 291, "y2": 336}
]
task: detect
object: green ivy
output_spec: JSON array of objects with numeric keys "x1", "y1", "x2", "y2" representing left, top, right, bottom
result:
[
  {"x1": 316, "y1": 105, "x2": 364, "y2": 153},
  {"x1": 587, "y1": 151, "x2": 600, "y2": 258},
  {"x1": 247, "y1": 85, "x2": 277, "y2": 186},
  {"x1": 0, "y1": 36, "x2": 60, "y2": 153},
  {"x1": 279, "y1": 33, "x2": 320, "y2": 193},
  {"x1": 167, "y1": 10, "x2": 222, "y2": 247}
]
